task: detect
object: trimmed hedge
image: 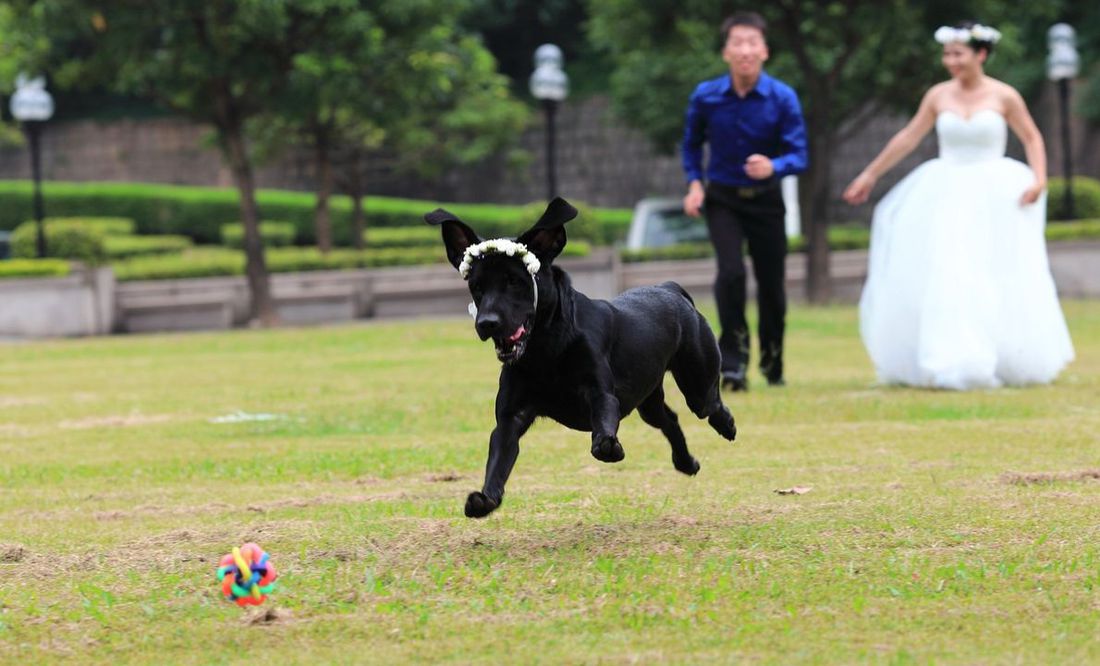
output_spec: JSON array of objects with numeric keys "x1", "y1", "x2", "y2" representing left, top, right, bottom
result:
[
  {"x1": 0, "y1": 181, "x2": 633, "y2": 246},
  {"x1": 10, "y1": 220, "x2": 107, "y2": 264},
  {"x1": 0, "y1": 258, "x2": 71, "y2": 279},
  {"x1": 40, "y1": 216, "x2": 136, "y2": 236},
  {"x1": 620, "y1": 220, "x2": 1100, "y2": 262},
  {"x1": 621, "y1": 224, "x2": 872, "y2": 262},
  {"x1": 103, "y1": 234, "x2": 193, "y2": 260},
  {"x1": 220, "y1": 221, "x2": 297, "y2": 249},
  {"x1": 1048, "y1": 177, "x2": 1100, "y2": 221},
  {"x1": 364, "y1": 226, "x2": 441, "y2": 249},
  {"x1": 1045, "y1": 218, "x2": 1100, "y2": 242},
  {"x1": 621, "y1": 242, "x2": 715, "y2": 263},
  {"x1": 111, "y1": 240, "x2": 592, "y2": 281},
  {"x1": 516, "y1": 199, "x2": 627, "y2": 245}
]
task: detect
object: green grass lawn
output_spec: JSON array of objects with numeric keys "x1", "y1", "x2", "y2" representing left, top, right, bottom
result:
[{"x1": 1, "y1": 301, "x2": 1099, "y2": 664}]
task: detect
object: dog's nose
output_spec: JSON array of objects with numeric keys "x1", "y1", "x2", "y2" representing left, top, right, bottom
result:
[{"x1": 475, "y1": 313, "x2": 502, "y2": 340}]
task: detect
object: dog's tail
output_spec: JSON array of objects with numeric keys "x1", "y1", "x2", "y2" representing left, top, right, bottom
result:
[{"x1": 657, "y1": 281, "x2": 695, "y2": 306}]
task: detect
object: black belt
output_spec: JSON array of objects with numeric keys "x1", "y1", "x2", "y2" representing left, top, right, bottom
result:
[{"x1": 711, "y1": 180, "x2": 780, "y2": 200}]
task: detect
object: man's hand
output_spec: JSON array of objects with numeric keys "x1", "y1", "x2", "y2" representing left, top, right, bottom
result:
[
  {"x1": 745, "y1": 154, "x2": 774, "y2": 180},
  {"x1": 683, "y1": 181, "x2": 705, "y2": 217}
]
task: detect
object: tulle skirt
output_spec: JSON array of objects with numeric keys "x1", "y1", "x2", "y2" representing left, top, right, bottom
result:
[{"x1": 859, "y1": 157, "x2": 1075, "y2": 389}]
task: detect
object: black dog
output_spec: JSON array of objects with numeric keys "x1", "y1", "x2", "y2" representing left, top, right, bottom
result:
[{"x1": 426, "y1": 197, "x2": 737, "y2": 518}]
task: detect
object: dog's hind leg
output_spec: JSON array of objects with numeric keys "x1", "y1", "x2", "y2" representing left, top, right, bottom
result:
[
  {"x1": 637, "y1": 387, "x2": 700, "y2": 475},
  {"x1": 670, "y1": 324, "x2": 737, "y2": 442}
]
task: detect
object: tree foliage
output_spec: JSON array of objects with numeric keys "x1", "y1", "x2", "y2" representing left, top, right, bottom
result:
[
  {"x1": 7, "y1": 1, "x2": 528, "y2": 313},
  {"x1": 246, "y1": 2, "x2": 528, "y2": 251},
  {"x1": 464, "y1": 0, "x2": 611, "y2": 97}
]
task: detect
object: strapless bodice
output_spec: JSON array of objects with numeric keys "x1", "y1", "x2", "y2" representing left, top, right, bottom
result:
[{"x1": 935, "y1": 109, "x2": 1007, "y2": 163}]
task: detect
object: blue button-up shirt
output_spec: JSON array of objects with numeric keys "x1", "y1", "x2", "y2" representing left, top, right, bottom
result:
[{"x1": 682, "y1": 71, "x2": 808, "y2": 187}]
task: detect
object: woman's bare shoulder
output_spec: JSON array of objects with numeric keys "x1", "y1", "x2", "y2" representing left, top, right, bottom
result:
[
  {"x1": 986, "y1": 77, "x2": 1024, "y2": 100},
  {"x1": 921, "y1": 81, "x2": 953, "y2": 110}
]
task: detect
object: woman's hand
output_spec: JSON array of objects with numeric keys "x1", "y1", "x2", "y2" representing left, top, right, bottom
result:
[
  {"x1": 843, "y1": 172, "x2": 877, "y2": 205},
  {"x1": 1019, "y1": 181, "x2": 1045, "y2": 206}
]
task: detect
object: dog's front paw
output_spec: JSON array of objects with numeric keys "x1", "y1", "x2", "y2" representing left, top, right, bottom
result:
[
  {"x1": 709, "y1": 407, "x2": 737, "y2": 441},
  {"x1": 673, "y1": 454, "x2": 701, "y2": 476},
  {"x1": 464, "y1": 491, "x2": 500, "y2": 518},
  {"x1": 591, "y1": 434, "x2": 625, "y2": 463}
]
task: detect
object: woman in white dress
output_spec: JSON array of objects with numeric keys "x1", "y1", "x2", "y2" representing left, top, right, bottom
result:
[{"x1": 843, "y1": 22, "x2": 1074, "y2": 390}]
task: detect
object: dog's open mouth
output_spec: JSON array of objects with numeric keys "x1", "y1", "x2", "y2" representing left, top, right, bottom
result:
[{"x1": 494, "y1": 318, "x2": 532, "y2": 363}]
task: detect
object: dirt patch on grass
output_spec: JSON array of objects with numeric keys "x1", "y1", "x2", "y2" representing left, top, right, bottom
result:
[
  {"x1": 1001, "y1": 470, "x2": 1100, "y2": 486},
  {"x1": 244, "y1": 492, "x2": 409, "y2": 514},
  {"x1": 17, "y1": 490, "x2": 413, "y2": 524},
  {"x1": 5, "y1": 520, "x2": 315, "y2": 581},
  {"x1": 0, "y1": 424, "x2": 34, "y2": 437},
  {"x1": 1, "y1": 543, "x2": 28, "y2": 562},
  {"x1": 58, "y1": 413, "x2": 175, "y2": 429},
  {"x1": 0, "y1": 396, "x2": 46, "y2": 408},
  {"x1": 245, "y1": 607, "x2": 292, "y2": 626}
]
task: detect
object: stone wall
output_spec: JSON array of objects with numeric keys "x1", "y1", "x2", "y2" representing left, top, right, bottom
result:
[{"x1": 0, "y1": 83, "x2": 1094, "y2": 217}]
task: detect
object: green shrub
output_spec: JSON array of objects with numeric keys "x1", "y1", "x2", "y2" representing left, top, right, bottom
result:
[
  {"x1": 823, "y1": 224, "x2": 871, "y2": 250},
  {"x1": 111, "y1": 246, "x2": 439, "y2": 281},
  {"x1": 220, "y1": 221, "x2": 297, "y2": 249},
  {"x1": 621, "y1": 219, "x2": 1100, "y2": 263},
  {"x1": 621, "y1": 242, "x2": 714, "y2": 263},
  {"x1": 1045, "y1": 218, "x2": 1100, "y2": 241},
  {"x1": 37, "y1": 216, "x2": 136, "y2": 236},
  {"x1": 103, "y1": 234, "x2": 193, "y2": 260},
  {"x1": 0, "y1": 181, "x2": 632, "y2": 247},
  {"x1": 559, "y1": 240, "x2": 591, "y2": 258},
  {"x1": 111, "y1": 239, "x2": 592, "y2": 281},
  {"x1": 1048, "y1": 177, "x2": 1100, "y2": 221},
  {"x1": 363, "y1": 226, "x2": 440, "y2": 249},
  {"x1": 515, "y1": 200, "x2": 630, "y2": 245},
  {"x1": 10, "y1": 220, "x2": 107, "y2": 264},
  {"x1": 112, "y1": 248, "x2": 242, "y2": 281},
  {"x1": 0, "y1": 258, "x2": 71, "y2": 279}
]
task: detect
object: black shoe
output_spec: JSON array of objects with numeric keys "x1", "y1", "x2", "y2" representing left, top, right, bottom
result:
[
  {"x1": 760, "y1": 344, "x2": 784, "y2": 387},
  {"x1": 721, "y1": 368, "x2": 749, "y2": 392}
]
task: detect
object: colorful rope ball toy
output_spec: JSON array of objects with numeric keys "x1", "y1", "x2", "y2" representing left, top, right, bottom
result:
[{"x1": 217, "y1": 543, "x2": 278, "y2": 606}]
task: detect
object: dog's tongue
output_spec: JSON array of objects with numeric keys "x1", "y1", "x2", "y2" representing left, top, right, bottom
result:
[{"x1": 507, "y1": 325, "x2": 526, "y2": 343}]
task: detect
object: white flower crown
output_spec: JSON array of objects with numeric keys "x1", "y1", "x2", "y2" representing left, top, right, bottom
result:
[
  {"x1": 935, "y1": 24, "x2": 1002, "y2": 46},
  {"x1": 458, "y1": 238, "x2": 541, "y2": 280}
]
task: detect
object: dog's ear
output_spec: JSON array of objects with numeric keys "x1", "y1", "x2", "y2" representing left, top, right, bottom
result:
[
  {"x1": 518, "y1": 197, "x2": 578, "y2": 262},
  {"x1": 425, "y1": 208, "x2": 481, "y2": 271}
]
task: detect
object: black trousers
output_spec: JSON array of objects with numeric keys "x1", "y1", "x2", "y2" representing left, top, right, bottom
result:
[{"x1": 703, "y1": 181, "x2": 787, "y2": 380}]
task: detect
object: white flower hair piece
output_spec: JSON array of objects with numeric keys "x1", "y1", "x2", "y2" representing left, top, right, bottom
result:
[
  {"x1": 935, "y1": 24, "x2": 1002, "y2": 46},
  {"x1": 457, "y1": 238, "x2": 541, "y2": 280}
]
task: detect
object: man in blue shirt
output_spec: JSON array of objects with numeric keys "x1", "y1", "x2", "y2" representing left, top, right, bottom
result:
[{"x1": 682, "y1": 11, "x2": 808, "y2": 391}]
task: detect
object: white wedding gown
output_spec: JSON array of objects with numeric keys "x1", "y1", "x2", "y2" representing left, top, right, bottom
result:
[{"x1": 860, "y1": 109, "x2": 1075, "y2": 389}]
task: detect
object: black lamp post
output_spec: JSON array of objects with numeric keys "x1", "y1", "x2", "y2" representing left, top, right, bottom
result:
[
  {"x1": 1047, "y1": 23, "x2": 1080, "y2": 220},
  {"x1": 10, "y1": 74, "x2": 55, "y2": 258},
  {"x1": 529, "y1": 44, "x2": 569, "y2": 201}
]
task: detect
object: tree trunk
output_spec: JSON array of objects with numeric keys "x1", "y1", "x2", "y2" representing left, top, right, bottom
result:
[
  {"x1": 313, "y1": 130, "x2": 334, "y2": 253},
  {"x1": 803, "y1": 107, "x2": 833, "y2": 304},
  {"x1": 351, "y1": 190, "x2": 366, "y2": 251},
  {"x1": 223, "y1": 124, "x2": 277, "y2": 326}
]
